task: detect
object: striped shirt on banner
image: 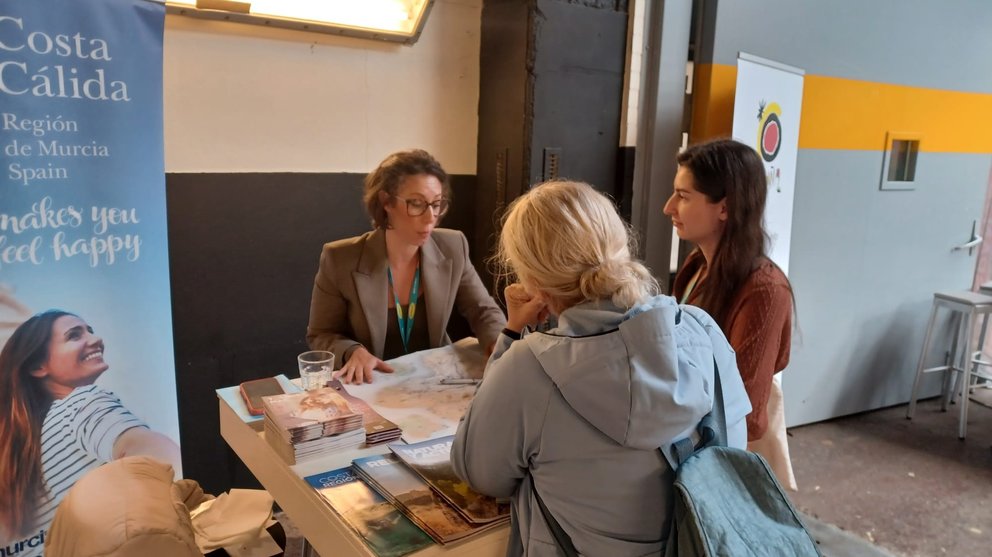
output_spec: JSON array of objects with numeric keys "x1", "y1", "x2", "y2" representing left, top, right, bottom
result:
[{"x1": 1, "y1": 385, "x2": 145, "y2": 557}]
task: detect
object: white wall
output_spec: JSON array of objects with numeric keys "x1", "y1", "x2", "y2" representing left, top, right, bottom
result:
[{"x1": 162, "y1": 0, "x2": 481, "y2": 174}]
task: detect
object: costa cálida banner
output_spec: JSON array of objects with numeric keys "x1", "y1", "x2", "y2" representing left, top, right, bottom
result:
[{"x1": 0, "y1": 1, "x2": 179, "y2": 554}]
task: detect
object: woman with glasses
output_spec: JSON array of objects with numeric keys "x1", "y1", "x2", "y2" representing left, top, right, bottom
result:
[{"x1": 307, "y1": 149, "x2": 506, "y2": 384}]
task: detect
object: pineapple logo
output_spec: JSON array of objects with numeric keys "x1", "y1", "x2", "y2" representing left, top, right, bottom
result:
[{"x1": 756, "y1": 100, "x2": 783, "y2": 162}]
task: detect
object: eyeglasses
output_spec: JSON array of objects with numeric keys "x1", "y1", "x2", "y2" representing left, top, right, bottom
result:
[{"x1": 394, "y1": 195, "x2": 450, "y2": 217}]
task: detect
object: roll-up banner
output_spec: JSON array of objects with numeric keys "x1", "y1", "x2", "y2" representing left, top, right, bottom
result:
[
  {"x1": 1, "y1": 0, "x2": 177, "y2": 552},
  {"x1": 732, "y1": 52, "x2": 805, "y2": 275}
]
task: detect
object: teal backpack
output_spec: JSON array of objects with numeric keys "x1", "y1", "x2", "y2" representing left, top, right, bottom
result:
[
  {"x1": 532, "y1": 362, "x2": 821, "y2": 556},
  {"x1": 661, "y1": 367, "x2": 821, "y2": 557}
]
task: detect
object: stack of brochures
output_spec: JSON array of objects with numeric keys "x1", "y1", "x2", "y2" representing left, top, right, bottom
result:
[
  {"x1": 304, "y1": 467, "x2": 433, "y2": 557},
  {"x1": 389, "y1": 436, "x2": 511, "y2": 525},
  {"x1": 262, "y1": 387, "x2": 365, "y2": 464},
  {"x1": 329, "y1": 380, "x2": 403, "y2": 445},
  {"x1": 350, "y1": 435, "x2": 509, "y2": 545}
]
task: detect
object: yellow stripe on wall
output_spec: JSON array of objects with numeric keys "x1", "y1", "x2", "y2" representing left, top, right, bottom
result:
[
  {"x1": 690, "y1": 63, "x2": 992, "y2": 153},
  {"x1": 689, "y1": 63, "x2": 737, "y2": 143}
]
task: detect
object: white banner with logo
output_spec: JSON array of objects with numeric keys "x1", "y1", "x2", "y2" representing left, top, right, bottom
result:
[{"x1": 731, "y1": 53, "x2": 804, "y2": 275}]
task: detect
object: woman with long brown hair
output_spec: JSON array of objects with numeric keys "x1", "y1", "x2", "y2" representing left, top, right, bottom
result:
[
  {"x1": 0, "y1": 310, "x2": 180, "y2": 556},
  {"x1": 664, "y1": 138, "x2": 797, "y2": 489}
]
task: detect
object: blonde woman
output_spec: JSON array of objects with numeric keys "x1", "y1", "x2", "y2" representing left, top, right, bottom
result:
[{"x1": 452, "y1": 181, "x2": 751, "y2": 556}]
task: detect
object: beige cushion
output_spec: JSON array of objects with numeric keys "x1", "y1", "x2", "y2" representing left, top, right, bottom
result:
[{"x1": 46, "y1": 456, "x2": 203, "y2": 557}]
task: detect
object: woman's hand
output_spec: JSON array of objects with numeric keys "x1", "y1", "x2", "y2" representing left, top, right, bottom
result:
[
  {"x1": 334, "y1": 346, "x2": 395, "y2": 385},
  {"x1": 504, "y1": 283, "x2": 549, "y2": 333}
]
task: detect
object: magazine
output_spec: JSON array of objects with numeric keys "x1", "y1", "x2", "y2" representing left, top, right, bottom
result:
[
  {"x1": 264, "y1": 422, "x2": 365, "y2": 465},
  {"x1": 329, "y1": 379, "x2": 403, "y2": 445},
  {"x1": 352, "y1": 453, "x2": 504, "y2": 544},
  {"x1": 304, "y1": 467, "x2": 433, "y2": 557},
  {"x1": 262, "y1": 386, "x2": 364, "y2": 442},
  {"x1": 389, "y1": 436, "x2": 510, "y2": 524}
]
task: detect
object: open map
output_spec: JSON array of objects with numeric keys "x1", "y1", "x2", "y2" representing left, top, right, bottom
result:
[{"x1": 342, "y1": 338, "x2": 487, "y2": 443}]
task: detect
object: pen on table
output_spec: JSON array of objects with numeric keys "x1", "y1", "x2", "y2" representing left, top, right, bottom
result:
[{"x1": 439, "y1": 377, "x2": 481, "y2": 385}]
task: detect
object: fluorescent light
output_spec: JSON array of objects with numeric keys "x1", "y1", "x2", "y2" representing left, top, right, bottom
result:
[{"x1": 167, "y1": 0, "x2": 434, "y2": 44}]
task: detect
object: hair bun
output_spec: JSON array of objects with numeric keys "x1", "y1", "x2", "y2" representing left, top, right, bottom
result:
[{"x1": 578, "y1": 259, "x2": 617, "y2": 299}]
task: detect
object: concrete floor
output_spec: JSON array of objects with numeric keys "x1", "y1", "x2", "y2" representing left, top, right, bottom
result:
[{"x1": 788, "y1": 394, "x2": 992, "y2": 557}]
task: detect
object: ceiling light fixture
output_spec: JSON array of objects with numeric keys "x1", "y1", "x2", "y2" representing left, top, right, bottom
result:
[{"x1": 166, "y1": 0, "x2": 434, "y2": 45}]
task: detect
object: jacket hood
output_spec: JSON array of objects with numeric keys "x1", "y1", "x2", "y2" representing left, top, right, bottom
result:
[{"x1": 525, "y1": 296, "x2": 742, "y2": 450}]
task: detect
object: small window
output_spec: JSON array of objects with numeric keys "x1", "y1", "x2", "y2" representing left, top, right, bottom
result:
[{"x1": 880, "y1": 133, "x2": 922, "y2": 190}]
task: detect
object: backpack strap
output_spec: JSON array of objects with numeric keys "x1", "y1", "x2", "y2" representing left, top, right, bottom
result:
[
  {"x1": 530, "y1": 476, "x2": 579, "y2": 557},
  {"x1": 669, "y1": 357, "x2": 729, "y2": 468},
  {"x1": 708, "y1": 357, "x2": 729, "y2": 447}
]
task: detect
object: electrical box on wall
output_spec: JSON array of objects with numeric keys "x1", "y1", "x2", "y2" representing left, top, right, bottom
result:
[
  {"x1": 542, "y1": 148, "x2": 562, "y2": 181},
  {"x1": 880, "y1": 132, "x2": 922, "y2": 191}
]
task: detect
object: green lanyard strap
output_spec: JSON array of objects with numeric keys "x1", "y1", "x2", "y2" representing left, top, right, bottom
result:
[
  {"x1": 388, "y1": 265, "x2": 420, "y2": 353},
  {"x1": 680, "y1": 267, "x2": 703, "y2": 304}
]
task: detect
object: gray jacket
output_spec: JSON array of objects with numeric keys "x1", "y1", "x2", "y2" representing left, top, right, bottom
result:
[{"x1": 452, "y1": 296, "x2": 750, "y2": 556}]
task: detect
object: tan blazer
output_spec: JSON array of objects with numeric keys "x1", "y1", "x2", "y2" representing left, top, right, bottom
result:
[{"x1": 307, "y1": 228, "x2": 506, "y2": 366}]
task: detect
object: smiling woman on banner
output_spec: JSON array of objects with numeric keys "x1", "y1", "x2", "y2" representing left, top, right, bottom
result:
[
  {"x1": 307, "y1": 149, "x2": 506, "y2": 385},
  {"x1": 664, "y1": 138, "x2": 797, "y2": 490},
  {"x1": 0, "y1": 310, "x2": 181, "y2": 555}
]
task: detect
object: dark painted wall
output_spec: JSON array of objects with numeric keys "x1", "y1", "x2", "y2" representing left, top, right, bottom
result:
[
  {"x1": 166, "y1": 173, "x2": 477, "y2": 494},
  {"x1": 476, "y1": 0, "x2": 628, "y2": 270},
  {"x1": 529, "y1": 0, "x2": 628, "y2": 196},
  {"x1": 475, "y1": 0, "x2": 532, "y2": 270}
]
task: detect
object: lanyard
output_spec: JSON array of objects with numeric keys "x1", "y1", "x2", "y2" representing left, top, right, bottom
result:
[
  {"x1": 388, "y1": 264, "x2": 420, "y2": 353},
  {"x1": 680, "y1": 267, "x2": 703, "y2": 304}
]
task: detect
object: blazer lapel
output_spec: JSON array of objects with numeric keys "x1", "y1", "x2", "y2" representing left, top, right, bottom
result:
[
  {"x1": 421, "y1": 235, "x2": 453, "y2": 348},
  {"x1": 353, "y1": 229, "x2": 388, "y2": 358}
]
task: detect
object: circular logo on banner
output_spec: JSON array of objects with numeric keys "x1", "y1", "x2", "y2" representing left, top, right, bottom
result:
[{"x1": 756, "y1": 101, "x2": 783, "y2": 162}]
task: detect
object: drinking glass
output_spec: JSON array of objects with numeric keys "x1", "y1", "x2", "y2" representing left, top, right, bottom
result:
[{"x1": 298, "y1": 350, "x2": 334, "y2": 391}]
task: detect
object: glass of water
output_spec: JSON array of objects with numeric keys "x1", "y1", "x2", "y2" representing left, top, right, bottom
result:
[{"x1": 298, "y1": 350, "x2": 334, "y2": 391}]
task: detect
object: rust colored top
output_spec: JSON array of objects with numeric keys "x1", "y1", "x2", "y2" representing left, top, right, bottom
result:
[{"x1": 672, "y1": 251, "x2": 793, "y2": 441}]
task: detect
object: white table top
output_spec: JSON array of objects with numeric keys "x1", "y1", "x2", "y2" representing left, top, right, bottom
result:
[{"x1": 218, "y1": 396, "x2": 510, "y2": 557}]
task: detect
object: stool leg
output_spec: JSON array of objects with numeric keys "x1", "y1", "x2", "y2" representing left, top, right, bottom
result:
[
  {"x1": 942, "y1": 312, "x2": 963, "y2": 411},
  {"x1": 958, "y1": 311, "x2": 977, "y2": 440},
  {"x1": 976, "y1": 313, "x2": 991, "y2": 388},
  {"x1": 979, "y1": 313, "x2": 990, "y2": 353},
  {"x1": 908, "y1": 302, "x2": 940, "y2": 419}
]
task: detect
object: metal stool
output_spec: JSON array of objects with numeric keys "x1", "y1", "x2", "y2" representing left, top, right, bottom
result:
[{"x1": 906, "y1": 290, "x2": 992, "y2": 439}]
